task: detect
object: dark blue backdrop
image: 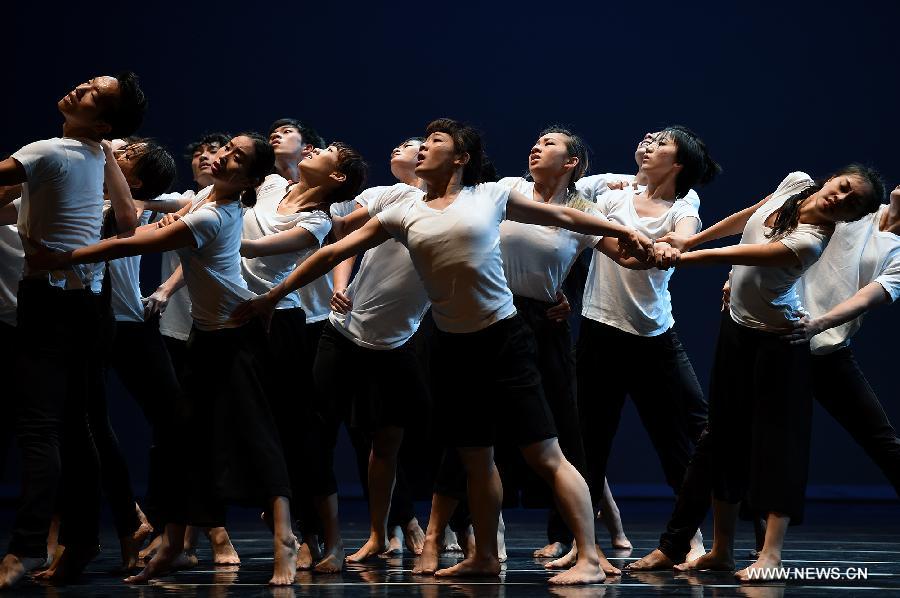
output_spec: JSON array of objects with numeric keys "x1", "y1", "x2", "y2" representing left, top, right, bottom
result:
[{"x1": 6, "y1": 1, "x2": 900, "y2": 497}]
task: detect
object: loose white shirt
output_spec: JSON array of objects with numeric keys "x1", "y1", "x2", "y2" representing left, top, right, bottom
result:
[
  {"x1": 576, "y1": 173, "x2": 701, "y2": 211},
  {"x1": 241, "y1": 174, "x2": 331, "y2": 310},
  {"x1": 802, "y1": 204, "x2": 900, "y2": 355},
  {"x1": 158, "y1": 190, "x2": 197, "y2": 340},
  {"x1": 177, "y1": 192, "x2": 254, "y2": 331},
  {"x1": 376, "y1": 182, "x2": 515, "y2": 333},
  {"x1": 582, "y1": 187, "x2": 701, "y2": 336},
  {"x1": 497, "y1": 177, "x2": 602, "y2": 302},
  {"x1": 0, "y1": 198, "x2": 24, "y2": 325},
  {"x1": 730, "y1": 172, "x2": 832, "y2": 332},
  {"x1": 13, "y1": 137, "x2": 105, "y2": 290},
  {"x1": 330, "y1": 184, "x2": 431, "y2": 349}
]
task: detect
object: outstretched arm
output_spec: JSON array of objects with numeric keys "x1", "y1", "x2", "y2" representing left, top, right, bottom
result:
[
  {"x1": 241, "y1": 226, "x2": 319, "y2": 259},
  {"x1": 506, "y1": 189, "x2": 653, "y2": 258},
  {"x1": 661, "y1": 195, "x2": 771, "y2": 251},
  {"x1": 27, "y1": 220, "x2": 196, "y2": 269},
  {"x1": 677, "y1": 240, "x2": 801, "y2": 268},
  {"x1": 233, "y1": 217, "x2": 392, "y2": 325},
  {"x1": 782, "y1": 282, "x2": 892, "y2": 344}
]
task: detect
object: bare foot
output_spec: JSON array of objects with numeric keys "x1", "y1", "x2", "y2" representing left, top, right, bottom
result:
[
  {"x1": 625, "y1": 549, "x2": 674, "y2": 571},
  {"x1": 545, "y1": 543, "x2": 577, "y2": 570},
  {"x1": 413, "y1": 535, "x2": 440, "y2": 575},
  {"x1": 405, "y1": 518, "x2": 426, "y2": 555},
  {"x1": 735, "y1": 552, "x2": 780, "y2": 582},
  {"x1": 125, "y1": 542, "x2": 182, "y2": 584},
  {"x1": 345, "y1": 536, "x2": 389, "y2": 563},
  {"x1": 674, "y1": 549, "x2": 735, "y2": 572},
  {"x1": 207, "y1": 527, "x2": 240, "y2": 565},
  {"x1": 597, "y1": 547, "x2": 621, "y2": 576},
  {"x1": 138, "y1": 534, "x2": 162, "y2": 561},
  {"x1": 313, "y1": 541, "x2": 344, "y2": 574},
  {"x1": 434, "y1": 555, "x2": 501, "y2": 578},
  {"x1": 386, "y1": 526, "x2": 404, "y2": 556},
  {"x1": 42, "y1": 543, "x2": 99, "y2": 584},
  {"x1": 33, "y1": 545, "x2": 63, "y2": 580},
  {"x1": 170, "y1": 550, "x2": 199, "y2": 570},
  {"x1": 297, "y1": 542, "x2": 313, "y2": 570},
  {"x1": 269, "y1": 535, "x2": 298, "y2": 586},
  {"x1": 534, "y1": 542, "x2": 569, "y2": 558},
  {"x1": 548, "y1": 560, "x2": 606, "y2": 585},
  {"x1": 45, "y1": 516, "x2": 60, "y2": 568},
  {"x1": 121, "y1": 513, "x2": 154, "y2": 570},
  {"x1": 611, "y1": 533, "x2": 632, "y2": 550},
  {"x1": 440, "y1": 527, "x2": 461, "y2": 553},
  {"x1": 0, "y1": 554, "x2": 45, "y2": 589}
]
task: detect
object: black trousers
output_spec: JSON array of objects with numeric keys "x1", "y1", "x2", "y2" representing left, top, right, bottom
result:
[
  {"x1": 175, "y1": 322, "x2": 292, "y2": 528},
  {"x1": 9, "y1": 280, "x2": 103, "y2": 557},
  {"x1": 576, "y1": 318, "x2": 702, "y2": 509},
  {"x1": 312, "y1": 322, "x2": 428, "y2": 524},
  {"x1": 0, "y1": 321, "x2": 18, "y2": 481},
  {"x1": 105, "y1": 317, "x2": 185, "y2": 532},
  {"x1": 495, "y1": 296, "x2": 589, "y2": 544},
  {"x1": 811, "y1": 348, "x2": 900, "y2": 495},
  {"x1": 709, "y1": 313, "x2": 812, "y2": 523}
]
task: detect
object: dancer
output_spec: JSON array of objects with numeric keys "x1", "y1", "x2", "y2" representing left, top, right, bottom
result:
[
  {"x1": 565, "y1": 127, "x2": 716, "y2": 569},
  {"x1": 236, "y1": 118, "x2": 654, "y2": 585},
  {"x1": 242, "y1": 138, "x2": 367, "y2": 574},
  {"x1": 311, "y1": 137, "x2": 432, "y2": 568},
  {"x1": 0, "y1": 73, "x2": 147, "y2": 589},
  {"x1": 27, "y1": 133, "x2": 300, "y2": 586},
  {"x1": 665, "y1": 165, "x2": 884, "y2": 580},
  {"x1": 140, "y1": 132, "x2": 242, "y2": 567}
]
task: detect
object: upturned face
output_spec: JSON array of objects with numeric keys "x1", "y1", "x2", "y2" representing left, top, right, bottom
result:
[
  {"x1": 57, "y1": 75, "x2": 121, "y2": 135},
  {"x1": 528, "y1": 133, "x2": 576, "y2": 177}
]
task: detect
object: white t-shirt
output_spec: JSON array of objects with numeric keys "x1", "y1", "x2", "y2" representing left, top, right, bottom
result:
[
  {"x1": 158, "y1": 190, "x2": 197, "y2": 340},
  {"x1": 0, "y1": 198, "x2": 24, "y2": 325},
  {"x1": 376, "y1": 182, "x2": 516, "y2": 333},
  {"x1": 108, "y1": 206, "x2": 155, "y2": 322},
  {"x1": 730, "y1": 172, "x2": 832, "y2": 332},
  {"x1": 801, "y1": 204, "x2": 900, "y2": 355},
  {"x1": 241, "y1": 174, "x2": 331, "y2": 311},
  {"x1": 576, "y1": 173, "x2": 701, "y2": 211},
  {"x1": 330, "y1": 184, "x2": 431, "y2": 349},
  {"x1": 497, "y1": 177, "x2": 602, "y2": 302},
  {"x1": 177, "y1": 192, "x2": 254, "y2": 331},
  {"x1": 581, "y1": 188, "x2": 701, "y2": 336},
  {"x1": 13, "y1": 137, "x2": 105, "y2": 290}
]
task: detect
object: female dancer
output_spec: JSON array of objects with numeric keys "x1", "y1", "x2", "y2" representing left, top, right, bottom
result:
[
  {"x1": 787, "y1": 182, "x2": 900, "y2": 492},
  {"x1": 28, "y1": 133, "x2": 300, "y2": 586},
  {"x1": 569, "y1": 127, "x2": 717, "y2": 565},
  {"x1": 241, "y1": 141, "x2": 367, "y2": 574},
  {"x1": 663, "y1": 165, "x2": 884, "y2": 580},
  {"x1": 310, "y1": 137, "x2": 434, "y2": 570},
  {"x1": 236, "y1": 118, "x2": 654, "y2": 585}
]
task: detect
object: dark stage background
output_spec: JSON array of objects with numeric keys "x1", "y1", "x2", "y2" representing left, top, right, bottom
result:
[{"x1": 5, "y1": 2, "x2": 900, "y2": 499}]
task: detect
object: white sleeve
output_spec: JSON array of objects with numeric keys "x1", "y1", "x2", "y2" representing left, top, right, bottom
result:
[
  {"x1": 497, "y1": 176, "x2": 525, "y2": 189},
  {"x1": 367, "y1": 183, "x2": 418, "y2": 217},
  {"x1": 180, "y1": 204, "x2": 223, "y2": 249},
  {"x1": 875, "y1": 249, "x2": 900, "y2": 303},
  {"x1": 682, "y1": 189, "x2": 701, "y2": 211},
  {"x1": 296, "y1": 211, "x2": 332, "y2": 245},
  {"x1": 774, "y1": 171, "x2": 815, "y2": 197},
  {"x1": 12, "y1": 140, "x2": 68, "y2": 185},
  {"x1": 672, "y1": 201, "x2": 702, "y2": 232},
  {"x1": 375, "y1": 201, "x2": 410, "y2": 244},
  {"x1": 779, "y1": 225, "x2": 831, "y2": 270}
]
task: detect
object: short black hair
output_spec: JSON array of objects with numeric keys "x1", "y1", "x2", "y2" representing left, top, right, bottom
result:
[
  {"x1": 659, "y1": 125, "x2": 721, "y2": 199},
  {"x1": 325, "y1": 142, "x2": 368, "y2": 205},
  {"x1": 268, "y1": 118, "x2": 325, "y2": 150},
  {"x1": 425, "y1": 118, "x2": 484, "y2": 186},
  {"x1": 123, "y1": 138, "x2": 177, "y2": 200},
  {"x1": 184, "y1": 132, "x2": 231, "y2": 162},
  {"x1": 101, "y1": 72, "x2": 148, "y2": 139}
]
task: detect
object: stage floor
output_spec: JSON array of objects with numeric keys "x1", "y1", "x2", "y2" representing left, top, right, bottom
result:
[{"x1": 2, "y1": 499, "x2": 899, "y2": 596}]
